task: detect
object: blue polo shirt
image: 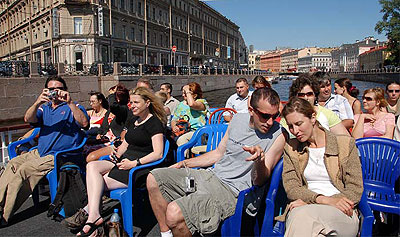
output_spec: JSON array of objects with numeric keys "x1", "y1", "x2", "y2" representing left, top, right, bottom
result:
[{"x1": 32, "y1": 102, "x2": 89, "y2": 157}]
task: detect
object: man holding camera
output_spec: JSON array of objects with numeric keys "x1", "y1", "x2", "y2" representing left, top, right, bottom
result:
[
  {"x1": 147, "y1": 88, "x2": 285, "y2": 237},
  {"x1": 0, "y1": 76, "x2": 89, "y2": 225}
]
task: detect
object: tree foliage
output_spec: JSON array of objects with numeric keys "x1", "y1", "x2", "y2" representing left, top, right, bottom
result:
[{"x1": 375, "y1": 0, "x2": 400, "y2": 66}]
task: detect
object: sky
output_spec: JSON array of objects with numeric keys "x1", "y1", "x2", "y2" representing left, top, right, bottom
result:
[{"x1": 205, "y1": 0, "x2": 386, "y2": 51}]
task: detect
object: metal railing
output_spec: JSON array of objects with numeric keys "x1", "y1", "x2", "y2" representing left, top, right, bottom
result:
[{"x1": 0, "y1": 124, "x2": 31, "y2": 165}]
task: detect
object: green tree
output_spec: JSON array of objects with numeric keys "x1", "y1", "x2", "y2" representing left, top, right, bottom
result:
[{"x1": 375, "y1": 0, "x2": 400, "y2": 66}]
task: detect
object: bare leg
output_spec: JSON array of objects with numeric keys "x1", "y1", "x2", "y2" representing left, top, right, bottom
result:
[
  {"x1": 86, "y1": 146, "x2": 112, "y2": 163},
  {"x1": 77, "y1": 161, "x2": 114, "y2": 236},
  {"x1": 147, "y1": 173, "x2": 170, "y2": 232},
  {"x1": 165, "y1": 202, "x2": 191, "y2": 237}
]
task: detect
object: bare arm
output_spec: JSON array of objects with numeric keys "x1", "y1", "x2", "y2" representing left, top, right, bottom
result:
[
  {"x1": 341, "y1": 119, "x2": 354, "y2": 131},
  {"x1": 330, "y1": 122, "x2": 350, "y2": 136},
  {"x1": 382, "y1": 124, "x2": 395, "y2": 139},
  {"x1": 24, "y1": 89, "x2": 50, "y2": 123},
  {"x1": 117, "y1": 133, "x2": 164, "y2": 170},
  {"x1": 245, "y1": 133, "x2": 285, "y2": 186},
  {"x1": 352, "y1": 114, "x2": 366, "y2": 139},
  {"x1": 58, "y1": 90, "x2": 89, "y2": 128},
  {"x1": 183, "y1": 85, "x2": 206, "y2": 111},
  {"x1": 353, "y1": 100, "x2": 362, "y2": 115}
]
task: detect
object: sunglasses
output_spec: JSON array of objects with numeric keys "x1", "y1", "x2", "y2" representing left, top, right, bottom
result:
[
  {"x1": 388, "y1": 90, "x2": 400, "y2": 93},
  {"x1": 362, "y1": 96, "x2": 374, "y2": 102},
  {"x1": 254, "y1": 108, "x2": 280, "y2": 120},
  {"x1": 48, "y1": 87, "x2": 65, "y2": 90},
  {"x1": 297, "y1": 92, "x2": 314, "y2": 98}
]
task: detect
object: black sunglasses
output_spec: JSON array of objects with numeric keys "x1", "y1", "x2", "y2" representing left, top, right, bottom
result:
[
  {"x1": 388, "y1": 90, "x2": 400, "y2": 93},
  {"x1": 254, "y1": 108, "x2": 280, "y2": 120},
  {"x1": 48, "y1": 87, "x2": 65, "y2": 90},
  {"x1": 362, "y1": 96, "x2": 374, "y2": 102},
  {"x1": 297, "y1": 92, "x2": 314, "y2": 98}
]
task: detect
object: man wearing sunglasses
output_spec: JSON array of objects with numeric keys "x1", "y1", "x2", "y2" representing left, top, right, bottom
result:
[
  {"x1": 386, "y1": 81, "x2": 400, "y2": 117},
  {"x1": 147, "y1": 87, "x2": 285, "y2": 237},
  {"x1": 0, "y1": 76, "x2": 89, "y2": 225}
]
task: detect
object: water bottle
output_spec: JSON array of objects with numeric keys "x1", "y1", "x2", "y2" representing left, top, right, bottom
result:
[
  {"x1": 109, "y1": 209, "x2": 121, "y2": 237},
  {"x1": 273, "y1": 207, "x2": 285, "y2": 234}
]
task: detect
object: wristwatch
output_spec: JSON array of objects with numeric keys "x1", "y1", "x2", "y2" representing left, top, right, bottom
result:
[{"x1": 136, "y1": 158, "x2": 142, "y2": 166}]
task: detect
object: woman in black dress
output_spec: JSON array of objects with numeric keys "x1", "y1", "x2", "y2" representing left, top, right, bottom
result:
[{"x1": 77, "y1": 87, "x2": 166, "y2": 236}]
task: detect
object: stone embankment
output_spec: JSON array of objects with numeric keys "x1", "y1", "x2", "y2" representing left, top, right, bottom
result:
[{"x1": 0, "y1": 74, "x2": 264, "y2": 123}]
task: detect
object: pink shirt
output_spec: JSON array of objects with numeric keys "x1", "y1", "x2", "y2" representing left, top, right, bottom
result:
[{"x1": 354, "y1": 113, "x2": 395, "y2": 137}]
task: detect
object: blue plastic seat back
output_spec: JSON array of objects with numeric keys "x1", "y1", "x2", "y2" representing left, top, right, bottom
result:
[
  {"x1": 176, "y1": 124, "x2": 228, "y2": 162},
  {"x1": 355, "y1": 137, "x2": 400, "y2": 213}
]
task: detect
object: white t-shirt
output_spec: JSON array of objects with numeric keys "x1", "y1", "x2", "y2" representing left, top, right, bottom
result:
[
  {"x1": 304, "y1": 147, "x2": 340, "y2": 196},
  {"x1": 224, "y1": 90, "x2": 253, "y2": 114},
  {"x1": 323, "y1": 94, "x2": 354, "y2": 120}
]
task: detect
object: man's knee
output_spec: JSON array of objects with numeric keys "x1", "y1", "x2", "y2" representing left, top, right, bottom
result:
[
  {"x1": 146, "y1": 173, "x2": 159, "y2": 193},
  {"x1": 165, "y1": 202, "x2": 185, "y2": 228}
]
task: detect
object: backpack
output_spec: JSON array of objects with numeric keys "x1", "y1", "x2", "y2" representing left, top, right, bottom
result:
[
  {"x1": 173, "y1": 115, "x2": 191, "y2": 137},
  {"x1": 47, "y1": 163, "x2": 88, "y2": 221}
]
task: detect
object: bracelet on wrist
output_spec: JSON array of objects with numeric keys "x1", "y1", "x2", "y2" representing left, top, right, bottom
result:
[{"x1": 136, "y1": 158, "x2": 142, "y2": 166}]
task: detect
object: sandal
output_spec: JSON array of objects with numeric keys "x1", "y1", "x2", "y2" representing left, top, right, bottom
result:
[{"x1": 78, "y1": 216, "x2": 103, "y2": 237}]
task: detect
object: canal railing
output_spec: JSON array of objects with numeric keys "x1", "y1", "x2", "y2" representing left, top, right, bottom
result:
[{"x1": 0, "y1": 124, "x2": 31, "y2": 164}]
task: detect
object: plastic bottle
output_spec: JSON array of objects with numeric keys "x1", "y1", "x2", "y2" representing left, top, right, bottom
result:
[{"x1": 109, "y1": 209, "x2": 121, "y2": 237}]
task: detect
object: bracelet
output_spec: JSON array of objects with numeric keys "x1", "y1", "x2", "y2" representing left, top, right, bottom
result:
[{"x1": 136, "y1": 158, "x2": 142, "y2": 166}]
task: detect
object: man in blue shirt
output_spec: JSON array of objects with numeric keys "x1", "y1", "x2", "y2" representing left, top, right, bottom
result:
[{"x1": 0, "y1": 76, "x2": 89, "y2": 225}]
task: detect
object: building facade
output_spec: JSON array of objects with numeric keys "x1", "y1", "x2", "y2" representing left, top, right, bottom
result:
[
  {"x1": 331, "y1": 36, "x2": 383, "y2": 72},
  {"x1": 298, "y1": 53, "x2": 332, "y2": 73},
  {"x1": 358, "y1": 46, "x2": 389, "y2": 71},
  {"x1": 0, "y1": 0, "x2": 245, "y2": 70}
]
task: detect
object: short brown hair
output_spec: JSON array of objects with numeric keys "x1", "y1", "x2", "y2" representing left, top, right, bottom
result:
[
  {"x1": 282, "y1": 97, "x2": 315, "y2": 120},
  {"x1": 185, "y1": 82, "x2": 203, "y2": 99}
]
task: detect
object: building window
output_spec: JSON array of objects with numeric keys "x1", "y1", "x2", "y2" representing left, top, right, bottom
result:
[
  {"x1": 130, "y1": 0, "x2": 134, "y2": 12},
  {"x1": 74, "y1": 17, "x2": 82, "y2": 34},
  {"x1": 120, "y1": 0, "x2": 125, "y2": 10},
  {"x1": 112, "y1": 23, "x2": 116, "y2": 36},
  {"x1": 137, "y1": 2, "x2": 142, "y2": 15},
  {"x1": 131, "y1": 27, "x2": 135, "y2": 41},
  {"x1": 139, "y1": 29, "x2": 143, "y2": 43},
  {"x1": 122, "y1": 25, "x2": 126, "y2": 39}
]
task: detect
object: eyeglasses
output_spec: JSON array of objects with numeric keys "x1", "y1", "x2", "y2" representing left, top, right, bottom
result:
[
  {"x1": 362, "y1": 96, "x2": 374, "y2": 102},
  {"x1": 254, "y1": 108, "x2": 280, "y2": 121},
  {"x1": 297, "y1": 92, "x2": 314, "y2": 98},
  {"x1": 388, "y1": 90, "x2": 400, "y2": 93},
  {"x1": 48, "y1": 87, "x2": 65, "y2": 90}
]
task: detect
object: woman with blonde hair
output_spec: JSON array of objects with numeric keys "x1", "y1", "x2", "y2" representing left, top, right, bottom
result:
[
  {"x1": 72, "y1": 87, "x2": 166, "y2": 236},
  {"x1": 278, "y1": 97, "x2": 363, "y2": 236},
  {"x1": 352, "y1": 87, "x2": 395, "y2": 139}
]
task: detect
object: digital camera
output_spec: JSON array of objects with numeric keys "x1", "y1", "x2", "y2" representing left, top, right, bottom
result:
[
  {"x1": 48, "y1": 90, "x2": 58, "y2": 100},
  {"x1": 185, "y1": 176, "x2": 196, "y2": 193}
]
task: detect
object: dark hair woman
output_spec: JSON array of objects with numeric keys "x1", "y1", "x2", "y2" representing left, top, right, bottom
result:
[
  {"x1": 334, "y1": 78, "x2": 361, "y2": 114},
  {"x1": 85, "y1": 84, "x2": 131, "y2": 162},
  {"x1": 277, "y1": 97, "x2": 363, "y2": 236},
  {"x1": 87, "y1": 91, "x2": 109, "y2": 128}
]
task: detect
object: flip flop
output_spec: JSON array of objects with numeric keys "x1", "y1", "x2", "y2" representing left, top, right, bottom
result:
[{"x1": 78, "y1": 216, "x2": 103, "y2": 237}]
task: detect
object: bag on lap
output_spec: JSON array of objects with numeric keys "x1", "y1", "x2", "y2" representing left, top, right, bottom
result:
[
  {"x1": 173, "y1": 115, "x2": 191, "y2": 138},
  {"x1": 47, "y1": 162, "x2": 88, "y2": 221}
]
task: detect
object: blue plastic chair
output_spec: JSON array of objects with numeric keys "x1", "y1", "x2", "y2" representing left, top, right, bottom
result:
[
  {"x1": 259, "y1": 162, "x2": 374, "y2": 237},
  {"x1": 8, "y1": 127, "x2": 87, "y2": 216},
  {"x1": 221, "y1": 158, "x2": 284, "y2": 236},
  {"x1": 355, "y1": 137, "x2": 400, "y2": 215},
  {"x1": 176, "y1": 124, "x2": 228, "y2": 162},
  {"x1": 100, "y1": 139, "x2": 170, "y2": 237}
]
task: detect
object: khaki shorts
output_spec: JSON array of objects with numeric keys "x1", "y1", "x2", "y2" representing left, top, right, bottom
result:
[{"x1": 151, "y1": 167, "x2": 238, "y2": 235}]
